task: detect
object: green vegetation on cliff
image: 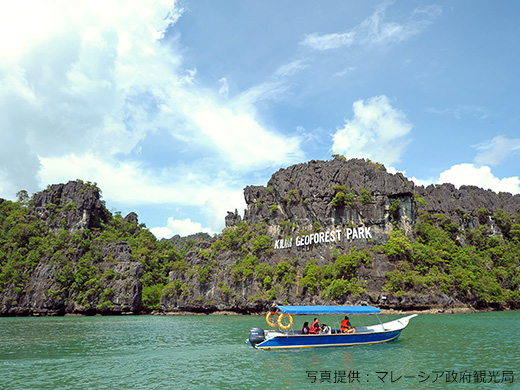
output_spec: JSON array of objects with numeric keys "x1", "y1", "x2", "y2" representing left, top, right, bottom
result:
[
  {"x1": 95, "y1": 212, "x2": 185, "y2": 310},
  {"x1": 163, "y1": 207, "x2": 520, "y2": 311},
  {"x1": 2, "y1": 168, "x2": 520, "y2": 315},
  {"x1": 0, "y1": 200, "x2": 47, "y2": 293},
  {"x1": 298, "y1": 248, "x2": 371, "y2": 300},
  {"x1": 0, "y1": 191, "x2": 186, "y2": 313},
  {"x1": 381, "y1": 211, "x2": 520, "y2": 307}
]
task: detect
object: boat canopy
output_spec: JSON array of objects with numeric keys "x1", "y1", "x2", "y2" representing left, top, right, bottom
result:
[{"x1": 275, "y1": 305, "x2": 381, "y2": 315}]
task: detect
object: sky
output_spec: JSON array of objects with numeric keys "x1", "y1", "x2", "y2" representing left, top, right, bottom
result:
[{"x1": 1, "y1": 0, "x2": 520, "y2": 239}]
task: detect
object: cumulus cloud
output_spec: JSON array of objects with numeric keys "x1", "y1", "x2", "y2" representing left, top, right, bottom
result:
[
  {"x1": 189, "y1": 103, "x2": 302, "y2": 169},
  {"x1": 409, "y1": 176, "x2": 436, "y2": 188},
  {"x1": 39, "y1": 153, "x2": 247, "y2": 234},
  {"x1": 438, "y1": 163, "x2": 520, "y2": 194},
  {"x1": 386, "y1": 166, "x2": 433, "y2": 188},
  {"x1": 151, "y1": 217, "x2": 213, "y2": 239},
  {"x1": 375, "y1": 162, "x2": 520, "y2": 196},
  {"x1": 0, "y1": 1, "x2": 181, "y2": 192},
  {"x1": 331, "y1": 95, "x2": 412, "y2": 166},
  {"x1": 300, "y1": 4, "x2": 441, "y2": 51},
  {"x1": 39, "y1": 154, "x2": 209, "y2": 206},
  {"x1": 389, "y1": 162, "x2": 520, "y2": 195},
  {"x1": 474, "y1": 135, "x2": 520, "y2": 167},
  {"x1": 0, "y1": 0, "x2": 303, "y2": 181},
  {"x1": 0, "y1": 0, "x2": 304, "y2": 236}
]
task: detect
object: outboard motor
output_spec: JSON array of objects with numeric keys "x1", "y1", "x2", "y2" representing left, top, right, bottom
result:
[{"x1": 248, "y1": 327, "x2": 265, "y2": 347}]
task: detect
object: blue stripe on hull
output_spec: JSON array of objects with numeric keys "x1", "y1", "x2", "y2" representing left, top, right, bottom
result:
[{"x1": 255, "y1": 330, "x2": 402, "y2": 350}]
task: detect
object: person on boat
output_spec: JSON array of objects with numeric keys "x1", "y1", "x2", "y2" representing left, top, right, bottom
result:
[
  {"x1": 341, "y1": 316, "x2": 355, "y2": 333},
  {"x1": 309, "y1": 318, "x2": 321, "y2": 334},
  {"x1": 302, "y1": 322, "x2": 310, "y2": 334}
]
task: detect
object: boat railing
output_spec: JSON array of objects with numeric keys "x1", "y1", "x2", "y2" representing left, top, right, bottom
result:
[{"x1": 265, "y1": 311, "x2": 412, "y2": 337}]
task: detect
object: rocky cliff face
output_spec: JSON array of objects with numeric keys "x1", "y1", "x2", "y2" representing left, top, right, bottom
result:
[
  {"x1": 0, "y1": 181, "x2": 142, "y2": 316},
  {"x1": 242, "y1": 158, "x2": 416, "y2": 242},
  {"x1": 3, "y1": 161, "x2": 518, "y2": 316},
  {"x1": 415, "y1": 183, "x2": 519, "y2": 229},
  {"x1": 241, "y1": 158, "x2": 520, "y2": 240},
  {"x1": 0, "y1": 243, "x2": 142, "y2": 316},
  {"x1": 30, "y1": 181, "x2": 111, "y2": 232},
  {"x1": 165, "y1": 232, "x2": 212, "y2": 253},
  {"x1": 161, "y1": 158, "x2": 520, "y2": 313}
]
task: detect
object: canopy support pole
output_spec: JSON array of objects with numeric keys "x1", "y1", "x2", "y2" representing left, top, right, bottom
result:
[{"x1": 377, "y1": 314, "x2": 387, "y2": 331}]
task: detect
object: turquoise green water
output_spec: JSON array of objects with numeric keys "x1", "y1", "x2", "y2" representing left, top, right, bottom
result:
[{"x1": 1, "y1": 311, "x2": 518, "y2": 389}]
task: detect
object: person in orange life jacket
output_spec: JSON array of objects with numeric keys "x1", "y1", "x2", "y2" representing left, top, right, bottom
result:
[
  {"x1": 341, "y1": 316, "x2": 355, "y2": 333},
  {"x1": 302, "y1": 322, "x2": 310, "y2": 334},
  {"x1": 309, "y1": 318, "x2": 321, "y2": 334}
]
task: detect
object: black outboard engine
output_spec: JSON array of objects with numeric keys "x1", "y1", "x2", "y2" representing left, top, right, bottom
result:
[{"x1": 248, "y1": 327, "x2": 265, "y2": 347}]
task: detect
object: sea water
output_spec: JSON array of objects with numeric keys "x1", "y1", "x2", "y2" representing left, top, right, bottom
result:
[{"x1": 1, "y1": 311, "x2": 518, "y2": 389}]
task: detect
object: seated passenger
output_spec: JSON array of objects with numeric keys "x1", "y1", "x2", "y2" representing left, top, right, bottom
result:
[
  {"x1": 320, "y1": 323, "x2": 330, "y2": 334},
  {"x1": 302, "y1": 322, "x2": 310, "y2": 334},
  {"x1": 341, "y1": 316, "x2": 355, "y2": 333},
  {"x1": 309, "y1": 318, "x2": 321, "y2": 334}
]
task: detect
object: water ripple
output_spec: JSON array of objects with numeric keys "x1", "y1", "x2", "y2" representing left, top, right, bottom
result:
[{"x1": 1, "y1": 312, "x2": 518, "y2": 389}]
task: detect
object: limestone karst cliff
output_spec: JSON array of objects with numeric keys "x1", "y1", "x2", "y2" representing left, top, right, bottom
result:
[
  {"x1": 1, "y1": 158, "x2": 519, "y2": 316},
  {"x1": 0, "y1": 181, "x2": 142, "y2": 316},
  {"x1": 161, "y1": 158, "x2": 520, "y2": 313}
]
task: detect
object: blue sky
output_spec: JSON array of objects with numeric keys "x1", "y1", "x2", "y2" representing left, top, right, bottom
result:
[{"x1": 1, "y1": 0, "x2": 519, "y2": 238}]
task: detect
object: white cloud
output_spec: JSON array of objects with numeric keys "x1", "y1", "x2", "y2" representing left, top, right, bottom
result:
[
  {"x1": 39, "y1": 153, "x2": 246, "y2": 231},
  {"x1": 438, "y1": 163, "x2": 520, "y2": 194},
  {"x1": 300, "y1": 32, "x2": 356, "y2": 51},
  {"x1": 236, "y1": 80, "x2": 290, "y2": 105},
  {"x1": 428, "y1": 105, "x2": 490, "y2": 120},
  {"x1": 300, "y1": 4, "x2": 441, "y2": 51},
  {"x1": 202, "y1": 192, "x2": 246, "y2": 234},
  {"x1": 218, "y1": 77, "x2": 229, "y2": 97},
  {"x1": 0, "y1": 1, "x2": 182, "y2": 194},
  {"x1": 190, "y1": 103, "x2": 302, "y2": 170},
  {"x1": 385, "y1": 166, "x2": 435, "y2": 188},
  {"x1": 474, "y1": 135, "x2": 520, "y2": 167},
  {"x1": 39, "y1": 154, "x2": 208, "y2": 206},
  {"x1": 331, "y1": 95, "x2": 412, "y2": 166},
  {"x1": 0, "y1": 0, "x2": 304, "y2": 237},
  {"x1": 0, "y1": 2, "x2": 65, "y2": 61},
  {"x1": 274, "y1": 60, "x2": 308, "y2": 77},
  {"x1": 389, "y1": 163, "x2": 520, "y2": 195},
  {"x1": 379, "y1": 163, "x2": 519, "y2": 195},
  {"x1": 0, "y1": 0, "x2": 303, "y2": 183},
  {"x1": 385, "y1": 163, "x2": 520, "y2": 195},
  {"x1": 409, "y1": 176, "x2": 435, "y2": 188},
  {"x1": 151, "y1": 217, "x2": 213, "y2": 239}
]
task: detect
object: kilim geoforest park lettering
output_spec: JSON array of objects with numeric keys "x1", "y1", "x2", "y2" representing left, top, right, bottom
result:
[{"x1": 274, "y1": 227, "x2": 372, "y2": 249}]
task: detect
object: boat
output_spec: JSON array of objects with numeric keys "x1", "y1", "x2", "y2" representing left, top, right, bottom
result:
[{"x1": 247, "y1": 304, "x2": 417, "y2": 350}]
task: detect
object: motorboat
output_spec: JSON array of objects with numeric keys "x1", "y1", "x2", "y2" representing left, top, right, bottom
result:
[{"x1": 247, "y1": 304, "x2": 417, "y2": 350}]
